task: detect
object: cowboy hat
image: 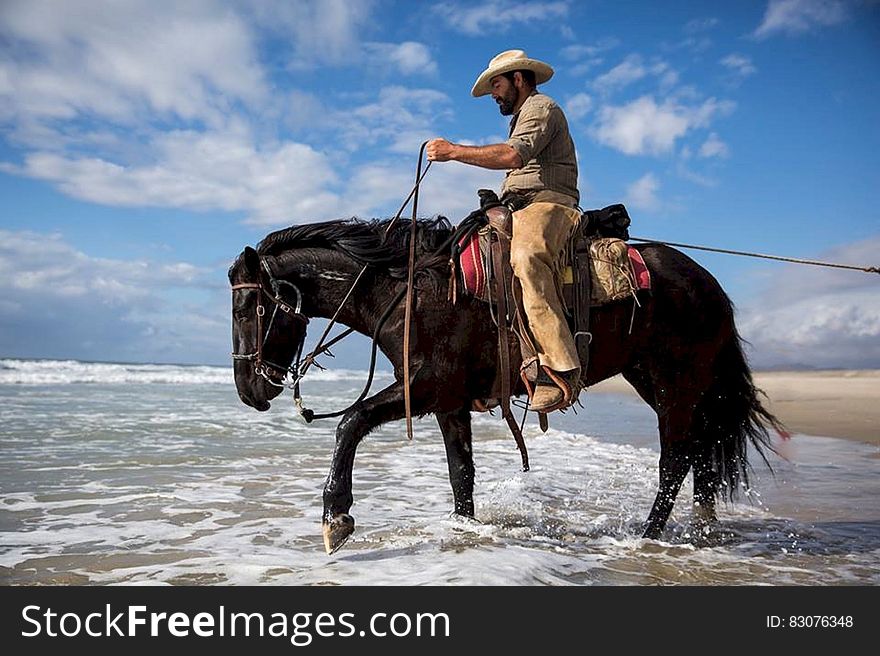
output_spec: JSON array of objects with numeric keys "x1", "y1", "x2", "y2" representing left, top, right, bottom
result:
[{"x1": 471, "y1": 49, "x2": 554, "y2": 97}]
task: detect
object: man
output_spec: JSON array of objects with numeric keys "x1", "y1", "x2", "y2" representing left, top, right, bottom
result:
[{"x1": 427, "y1": 49, "x2": 582, "y2": 413}]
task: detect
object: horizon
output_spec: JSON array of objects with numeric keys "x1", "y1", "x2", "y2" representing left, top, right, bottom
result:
[
  {"x1": 1, "y1": 1, "x2": 878, "y2": 370},
  {"x1": 2, "y1": 354, "x2": 877, "y2": 375}
]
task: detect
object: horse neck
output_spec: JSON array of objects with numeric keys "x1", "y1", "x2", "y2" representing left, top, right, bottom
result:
[{"x1": 274, "y1": 249, "x2": 397, "y2": 336}]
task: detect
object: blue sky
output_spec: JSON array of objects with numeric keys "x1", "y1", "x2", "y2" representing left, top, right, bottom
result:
[{"x1": 0, "y1": 0, "x2": 878, "y2": 369}]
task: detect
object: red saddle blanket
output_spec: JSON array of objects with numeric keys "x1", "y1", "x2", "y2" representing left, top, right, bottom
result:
[
  {"x1": 458, "y1": 231, "x2": 488, "y2": 298},
  {"x1": 629, "y1": 247, "x2": 651, "y2": 290},
  {"x1": 457, "y1": 232, "x2": 651, "y2": 302}
]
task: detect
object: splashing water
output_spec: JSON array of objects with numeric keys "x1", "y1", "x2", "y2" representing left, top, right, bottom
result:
[{"x1": 1, "y1": 360, "x2": 877, "y2": 585}]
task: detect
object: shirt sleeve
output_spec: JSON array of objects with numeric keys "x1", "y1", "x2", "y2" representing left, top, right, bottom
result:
[{"x1": 506, "y1": 100, "x2": 558, "y2": 166}]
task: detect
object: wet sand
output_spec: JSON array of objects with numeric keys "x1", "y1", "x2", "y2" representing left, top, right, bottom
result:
[{"x1": 589, "y1": 370, "x2": 880, "y2": 444}]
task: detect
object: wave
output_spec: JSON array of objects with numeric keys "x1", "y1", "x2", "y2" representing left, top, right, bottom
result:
[{"x1": 0, "y1": 359, "x2": 391, "y2": 386}]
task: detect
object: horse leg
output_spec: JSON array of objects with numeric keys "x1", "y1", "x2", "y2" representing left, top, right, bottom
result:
[
  {"x1": 642, "y1": 376, "x2": 708, "y2": 539},
  {"x1": 691, "y1": 439, "x2": 718, "y2": 528},
  {"x1": 436, "y1": 406, "x2": 475, "y2": 517},
  {"x1": 322, "y1": 382, "x2": 406, "y2": 554},
  {"x1": 643, "y1": 433, "x2": 692, "y2": 539},
  {"x1": 625, "y1": 367, "x2": 691, "y2": 536},
  {"x1": 622, "y1": 366, "x2": 657, "y2": 410},
  {"x1": 627, "y1": 367, "x2": 718, "y2": 530}
]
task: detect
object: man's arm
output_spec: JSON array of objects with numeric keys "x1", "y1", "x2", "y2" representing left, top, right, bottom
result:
[{"x1": 426, "y1": 138, "x2": 522, "y2": 170}]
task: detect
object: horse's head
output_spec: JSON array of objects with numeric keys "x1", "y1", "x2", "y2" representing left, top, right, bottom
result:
[{"x1": 229, "y1": 246, "x2": 309, "y2": 411}]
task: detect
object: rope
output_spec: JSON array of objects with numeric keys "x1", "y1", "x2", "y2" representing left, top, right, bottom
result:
[{"x1": 630, "y1": 237, "x2": 880, "y2": 274}]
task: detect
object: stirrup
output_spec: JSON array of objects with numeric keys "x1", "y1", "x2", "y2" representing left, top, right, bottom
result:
[{"x1": 520, "y1": 365, "x2": 578, "y2": 413}]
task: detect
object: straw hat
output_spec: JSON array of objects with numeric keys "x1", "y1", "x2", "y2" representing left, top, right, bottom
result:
[{"x1": 471, "y1": 49, "x2": 554, "y2": 97}]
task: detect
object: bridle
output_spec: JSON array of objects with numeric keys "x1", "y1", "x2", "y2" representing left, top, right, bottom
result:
[{"x1": 231, "y1": 258, "x2": 309, "y2": 388}]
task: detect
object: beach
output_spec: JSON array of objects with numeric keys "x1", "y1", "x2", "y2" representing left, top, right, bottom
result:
[
  {"x1": 1, "y1": 359, "x2": 878, "y2": 585},
  {"x1": 590, "y1": 370, "x2": 880, "y2": 444}
]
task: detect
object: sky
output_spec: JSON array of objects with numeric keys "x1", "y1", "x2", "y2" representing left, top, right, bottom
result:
[{"x1": 0, "y1": 0, "x2": 878, "y2": 370}]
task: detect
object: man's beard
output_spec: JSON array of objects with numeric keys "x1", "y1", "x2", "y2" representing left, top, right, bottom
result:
[{"x1": 496, "y1": 88, "x2": 517, "y2": 116}]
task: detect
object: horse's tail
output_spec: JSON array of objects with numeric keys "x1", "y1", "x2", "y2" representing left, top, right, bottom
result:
[{"x1": 694, "y1": 330, "x2": 784, "y2": 501}]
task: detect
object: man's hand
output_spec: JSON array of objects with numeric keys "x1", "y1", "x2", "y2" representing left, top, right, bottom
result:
[{"x1": 426, "y1": 138, "x2": 457, "y2": 162}]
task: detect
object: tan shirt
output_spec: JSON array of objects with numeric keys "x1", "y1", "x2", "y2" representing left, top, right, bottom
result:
[{"x1": 502, "y1": 91, "x2": 579, "y2": 204}]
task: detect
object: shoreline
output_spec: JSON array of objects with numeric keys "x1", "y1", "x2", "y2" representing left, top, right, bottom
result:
[{"x1": 588, "y1": 370, "x2": 880, "y2": 445}]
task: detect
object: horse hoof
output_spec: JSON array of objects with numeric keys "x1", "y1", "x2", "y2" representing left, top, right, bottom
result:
[{"x1": 322, "y1": 514, "x2": 355, "y2": 555}]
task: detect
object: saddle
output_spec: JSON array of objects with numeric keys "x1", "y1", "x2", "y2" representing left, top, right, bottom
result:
[{"x1": 449, "y1": 192, "x2": 651, "y2": 418}]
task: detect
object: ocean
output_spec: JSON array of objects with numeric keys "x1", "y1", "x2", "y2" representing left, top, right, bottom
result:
[{"x1": 1, "y1": 358, "x2": 878, "y2": 585}]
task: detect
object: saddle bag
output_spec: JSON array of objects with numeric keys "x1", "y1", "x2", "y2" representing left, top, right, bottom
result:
[{"x1": 587, "y1": 238, "x2": 637, "y2": 305}]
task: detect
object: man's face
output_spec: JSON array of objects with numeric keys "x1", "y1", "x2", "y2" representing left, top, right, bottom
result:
[{"x1": 490, "y1": 74, "x2": 518, "y2": 116}]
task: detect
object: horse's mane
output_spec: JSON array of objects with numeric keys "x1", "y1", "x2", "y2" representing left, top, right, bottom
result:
[{"x1": 255, "y1": 216, "x2": 454, "y2": 279}]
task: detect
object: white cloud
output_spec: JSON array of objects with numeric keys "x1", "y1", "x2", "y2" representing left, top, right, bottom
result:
[
  {"x1": 250, "y1": 3, "x2": 435, "y2": 78},
  {"x1": 593, "y1": 55, "x2": 648, "y2": 93},
  {"x1": 667, "y1": 20, "x2": 718, "y2": 53},
  {"x1": 739, "y1": 236, "x2": 880, "y2": 368},
  {"x1": 363, "y1": 42, "x2": 438, "y2": 76},
  {"x1": 5, "y1": 129, "x2": 343, "y2": 226},
  {"x1": 0, "y1": 1, "x2": 458, "y2": 229},
  {"x1": 0, "y1": 229, "x2": 227, "y2": 364},
  {"x1": 657, "y1": 68, "x2": 681, "y2": 91},
  {"x1": 593, "y1": 95, "x2": 735, "y2": 156},
  {"x1": 565, "y1": 93, "x2": 593, "y2": 120},
  {"x1": 281, "y1": 85, "x2": 452, "y2": 156},
  {"x1": 699, "y1": 132, "x2": 729, "y2": 158},
  {"x1": 342, "y1": 164, "x2": 417, "y2": 218},
  {"x1": 677, "y1": 36, "x2": 715, "y2": 53},
  {"x1": 418, "y1": 163, "x2": 505, "y2": 220},
  {"x1": 343, "y1": 158, "x2": 504, "y2": 222},
  {"x1": 0, "y1": 0, "x2": 266, "y2": 129},
  {"x1": 341, "y1": 86, "x2": 453, "y2": 155},
  {"x1": 559, "y1": 38, "x2": 620, "y2": 61},
  {"x1": 2, "y1": 76, "x2": 459, "y2": 227},
  {"x1": 684, "y1": 17, "x2": 720, "y2": 33},
  {"x1": 624, "y1": 173, "x2": 661, "y2": 211},
  {"x1": 592, "y1": 55, "x2": 679, "y2": 96},
  {"x1": 248, "y1": 0, "x2": 375, "y2": 67},
  {"x1": 433, "y1": 0, "x2": 569, "y2": 35},
  {"x1": 676, "y1": 162, "x2": 718, "y2": 187},
  {"x1": 0, "y1": 230, "x2": 203, "y2": 299},
  {"x1": 569, "y1": 59, "x2": 606, "y2": 76},
  {"x1": 753, "y1": 0, "x2": 849, "y2": 39},
  {"x1": 720, "y1": 54, "x2": 757, "y2": 78}
]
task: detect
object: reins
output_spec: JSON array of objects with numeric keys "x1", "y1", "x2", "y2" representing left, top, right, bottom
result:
[
  {"x1": 291, "y1": 143, "x2": 434, "y2": 426},
  {"x1": 295, "y1": 155, "x2": 437, "y2": 381},
  {"x1": 296, "y1": 214, "x2": 486, "y2": 422},
  {"x1": 402, "y1": 141, "x2": 429, "y2": 441}
]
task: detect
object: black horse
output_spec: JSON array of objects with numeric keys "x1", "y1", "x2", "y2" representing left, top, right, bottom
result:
[{"x1": 229, "y1": 216, "x2": 780, "y2": 554}]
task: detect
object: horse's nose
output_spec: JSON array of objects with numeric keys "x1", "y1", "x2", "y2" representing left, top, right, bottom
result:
[{"x1": 237, "y1": 388, "x2": 270, "y2": 411}]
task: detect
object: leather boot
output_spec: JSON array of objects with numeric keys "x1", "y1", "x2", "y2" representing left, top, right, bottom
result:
[{"x1": 530, "y1": 367, "x2": 581, "y2": 412}]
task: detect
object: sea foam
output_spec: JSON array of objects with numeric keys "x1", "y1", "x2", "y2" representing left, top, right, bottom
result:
[{"x1": 0, "y1": 358, "x2": 390, "y2": 386}]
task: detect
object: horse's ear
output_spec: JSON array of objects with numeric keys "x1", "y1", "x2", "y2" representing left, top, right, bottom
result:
[{"x1": 243, "y1": 246, "x2": 260, "y2": 272}]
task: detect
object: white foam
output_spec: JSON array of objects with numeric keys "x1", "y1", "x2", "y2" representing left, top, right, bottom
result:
[
  {"x1": 0, "y1": 358, "x2": 391, "y2": 386},
  {"x1": 2, "y1": 382, "x2": 878, "y2": 586}
]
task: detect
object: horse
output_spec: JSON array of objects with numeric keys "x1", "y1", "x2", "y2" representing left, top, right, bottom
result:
[{"x1": 229, "y1": 216, "x2": 781, "y2": 554}]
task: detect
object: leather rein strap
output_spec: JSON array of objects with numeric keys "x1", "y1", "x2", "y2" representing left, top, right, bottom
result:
[
  {"x1": 402, "y1": 141, "x2": 429, "y2": 441},
  {"x1": 489, "y1": 227, "x2": 530, "y2": 472}
]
